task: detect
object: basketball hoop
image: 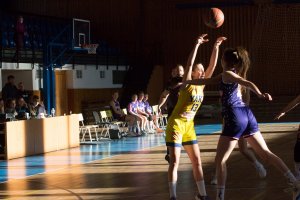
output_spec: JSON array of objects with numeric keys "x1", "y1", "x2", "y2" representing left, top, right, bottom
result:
[{"x1": 81, "y1": 43, "x2": 99, "y2": 54}]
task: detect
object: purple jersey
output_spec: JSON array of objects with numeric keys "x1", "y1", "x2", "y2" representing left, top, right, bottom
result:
[
  {"x1": 110, "y1": 100, "x2": 121, "y2": 119},
  {"x1": 128, "y1": 101, "x2": 138, "y2": 114},
  {"x1": 137, "y1": 100, "x2": 146, "y2": 112},
  {"x1": 113, "y1": 100, "x2": 120, "y2": 109},
  {"x1": 220, "y1": 75, "x2": 258, "y2": 139},
  {"x1": 220, "y1": 80, "x2": 245, "y2": 109},
  {"x1": 143, "y1": 100, "x2": 152, "y2": 113}
]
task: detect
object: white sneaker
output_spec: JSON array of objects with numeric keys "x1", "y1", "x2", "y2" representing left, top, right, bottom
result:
[
  {"x1": 210, "y1": 175, "x2": 217, "y2": 185},
  {"x1": 141, "y1": 130, "x2": 148, "y2": 136},
  {"x1": 149, "y1": 129, "x2": 156, "y2": 134},
  {"x1": 254, "y1": 163, "x2": 267, "y2": 178}
]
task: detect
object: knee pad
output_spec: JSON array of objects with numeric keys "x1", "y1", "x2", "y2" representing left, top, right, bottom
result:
[{"x1": 294, "y1": 139, "x2": 300, "y2": 162}]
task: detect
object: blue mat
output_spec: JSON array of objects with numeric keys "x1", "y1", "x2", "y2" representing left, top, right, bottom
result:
[{"x1": 195, "y1": 124, "x2": 222, "y2": 135}]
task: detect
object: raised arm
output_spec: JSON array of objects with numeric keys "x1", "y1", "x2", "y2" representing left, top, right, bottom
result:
[
  {"x1": 183, "y1": 34, "x2": 209, "y2": 82},
  {"x1": 223, "y1": 71, "x2": 272, "y2": 101},
  {"x1": 205, "y1": 37, "x2": 227, "y2": 78},
  {"x1": 275, "y1": 94, "x2": 300, "y2": 120}
]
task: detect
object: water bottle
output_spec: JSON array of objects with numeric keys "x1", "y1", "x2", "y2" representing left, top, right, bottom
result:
[{"x1": 51, "y1": 108, "x2": 55, "y2": 117}]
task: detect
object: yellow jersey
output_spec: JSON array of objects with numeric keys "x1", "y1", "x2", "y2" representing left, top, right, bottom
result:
[
  {"x1": 165, "y1": 84, "x2": 204, "y2": 146},
  {"x1": 169, "y1": 84, "x2": 204, "y2": 121}
]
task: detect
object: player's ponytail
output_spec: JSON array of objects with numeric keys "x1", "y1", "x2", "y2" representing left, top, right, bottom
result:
[
  {"x1": 235, "y1": 47, "x2": 250, "y2": 80},
  {"x1": 223, "y1": 47, "x2": 250, "y2": 80}
]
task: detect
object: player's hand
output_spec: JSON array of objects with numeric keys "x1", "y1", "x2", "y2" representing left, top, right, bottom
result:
[
  {"x1": 259, "y1": 93, "x2": 272, "y2": 101},
  {"x1": 274, "y1": 112, "x2": 285, "y2": 120},
  {"x1": 196, "y1": 34, "x2": 209, "y2": 45},
  {"x1": 214, "y1": 37, "x2": 227, "y2": 47}
]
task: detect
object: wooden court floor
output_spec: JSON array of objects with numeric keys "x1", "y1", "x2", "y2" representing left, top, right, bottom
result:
[{"x1": 0, "y1": 123, "x2": 298, "y2": 200}]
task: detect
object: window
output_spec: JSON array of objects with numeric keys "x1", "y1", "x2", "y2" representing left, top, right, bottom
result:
[
  {"x1": 76, "y1": 70, "x2": 82, "y2": 79},
  {"x1": 36, "y1": 70, "x2": 43, "y2": 79},
  {"x1": 100, "y1": 71, "x2": 105, "y2": 79}
]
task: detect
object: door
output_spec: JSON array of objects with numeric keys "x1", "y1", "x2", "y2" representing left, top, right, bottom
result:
[{"x1": 55, "y1": 70, "x2": 68, "y2": 116}]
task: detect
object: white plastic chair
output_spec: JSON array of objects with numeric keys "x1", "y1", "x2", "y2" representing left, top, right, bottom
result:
[
  {"x1": 152, "y1": 105, "x2": 168, "y2": 129},
  {"x1": 79, "y1": 113, "x2": 99, "y2": 142},
  {"x1": 92, "y1": 111, "x2": 111, "y2": 139}
]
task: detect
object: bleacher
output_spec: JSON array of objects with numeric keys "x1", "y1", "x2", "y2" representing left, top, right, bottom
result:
[
  {"x1": 0, "y1": 12, "x2": 128, "y2": 66},
  {"x1": 1, "y1": 13, "x2": 69, "y2": 64}
]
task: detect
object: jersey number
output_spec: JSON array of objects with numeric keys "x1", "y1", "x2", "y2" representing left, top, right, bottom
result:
[{"x1": 191, "y1": 104, "x2": 199, "y2": 112}]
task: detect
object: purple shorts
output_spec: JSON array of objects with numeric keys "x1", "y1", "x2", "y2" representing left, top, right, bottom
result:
[{"x1": 222, "y1": 106, "x2": 259, "y2": 139}]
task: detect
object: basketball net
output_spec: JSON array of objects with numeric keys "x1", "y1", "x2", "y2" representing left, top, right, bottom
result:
[
  {"x1": 81, "y1": 43, "x2": 99, "y2": 54},
  {"x1": 250, "y1": 4, "x2": 300, "y2": 95}
]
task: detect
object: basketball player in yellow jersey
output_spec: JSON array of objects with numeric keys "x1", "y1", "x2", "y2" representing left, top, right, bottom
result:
[{"x1": 166, "y1": 34, "x2": 226, "y2": 200}]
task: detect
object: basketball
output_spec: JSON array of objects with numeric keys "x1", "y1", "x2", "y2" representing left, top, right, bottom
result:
[{"x1": 203, "y1": 7, "x2": 224, "y2": 28}]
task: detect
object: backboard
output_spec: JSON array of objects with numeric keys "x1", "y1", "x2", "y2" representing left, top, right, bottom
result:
[{"x1": 73, "y1": 18, "x2": 90, "y2": 49}]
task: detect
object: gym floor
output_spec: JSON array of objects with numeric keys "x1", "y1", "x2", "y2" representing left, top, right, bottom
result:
[{"x1": 0, "y1": 122, "x2": 298, "y2": 200}]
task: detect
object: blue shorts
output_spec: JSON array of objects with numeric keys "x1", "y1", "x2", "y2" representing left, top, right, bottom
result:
[{"x1": 222, "y1": 106, "x2": 259, "y2": 139}]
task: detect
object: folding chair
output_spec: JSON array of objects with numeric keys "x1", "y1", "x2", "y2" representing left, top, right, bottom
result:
[
  {"x1": 78, "y1": 113, "x2": 99, "y2": 142},
  {"x1": 106, "y1": 110, "x2": 124, "y2": 125},
  {"x1": 122, "y1": 108, "x2": 128, "y2": 115},
  {"x1": 92, "y1": 111, "x2": 111, "y2": 139},
  {"x1": 107, "y1": 110, "x2": 127, "y2": 127},
  {"x1": 152, "y1": 105, "x2": 168, "y2": 129}
]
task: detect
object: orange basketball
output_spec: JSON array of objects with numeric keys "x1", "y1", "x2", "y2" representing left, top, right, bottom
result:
[{"x1": 203, "y1": 8, "x2": 224, "y2": 28}]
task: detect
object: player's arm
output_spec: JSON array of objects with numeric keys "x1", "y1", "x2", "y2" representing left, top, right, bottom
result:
[
  {"x1": 183, "y1": 34, "x2": 209, "y2": 82},
  {"x1": 137, "y1": 108, "x2": 148, "y2": 117},
  {"x1": 275, "y1": 94, "x2": 300, "y2": 120},
  {"x1": 158, "y1": 89, "x2": 169, "y2": 112},
  {"x1": 128, "y1": 104, "x2": 138, "y2": 116},
  {"x1": 205, "y1": 37, "x2": 227, "y2": 78},
  {"x1": 145, "y1": 108, "x2": 152, "y2": 115},
  {"x1": 144, "y1": 103, "x2": 153, "y2": 115},
  {"x1": 223, "y1": 71, "x2": 272, "y2": 101}
]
